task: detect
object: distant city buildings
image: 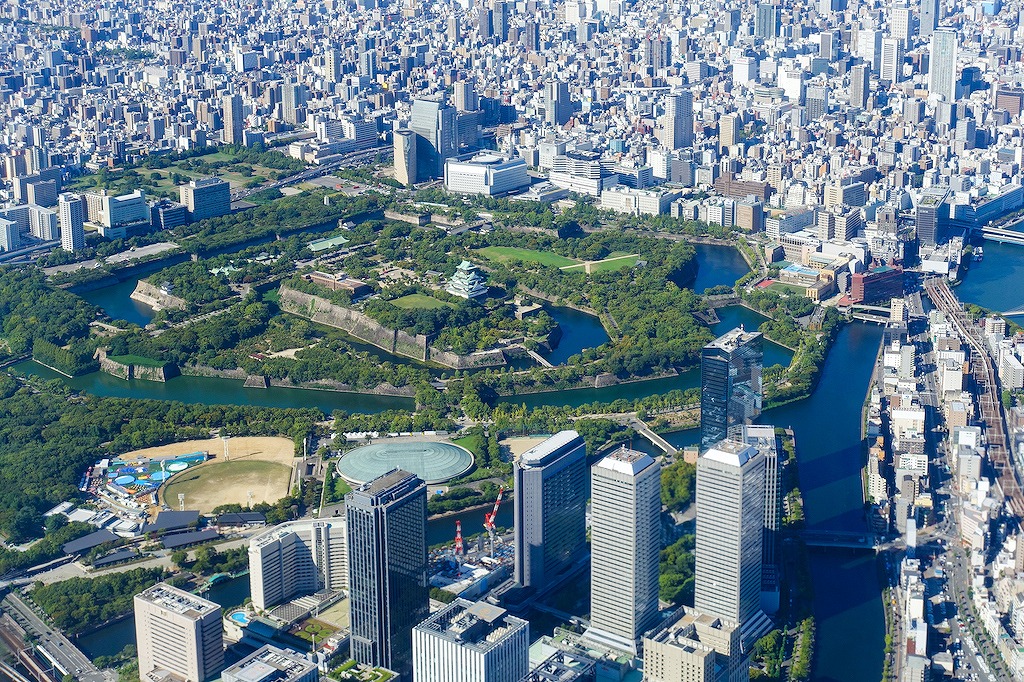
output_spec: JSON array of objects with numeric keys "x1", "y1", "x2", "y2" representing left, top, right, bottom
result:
[
  {"x1": 346, "y1": 469, "x2": 429, "y2": 679},
  {"x1": 513, "y1": 430, "x2": 587, "y2": 590},
  {"x1": 134, "y1": 583, "x2": 224, "y2": 682}
]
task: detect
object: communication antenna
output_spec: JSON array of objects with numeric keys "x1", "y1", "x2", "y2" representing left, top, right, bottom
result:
[
  {"x1": 178, "y1": 493, "x2": 185, "y2": 512},
  {"x1": 222, "y1": 435, "x2": 230, "y2": 462},
  {"x1": 247, "y1": 490, "x2": 254, "y2": 509}
]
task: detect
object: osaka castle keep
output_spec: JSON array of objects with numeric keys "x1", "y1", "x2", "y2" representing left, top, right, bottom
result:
[{"x1": 446, "y1": 260, "x2": 488, "y2": 299}]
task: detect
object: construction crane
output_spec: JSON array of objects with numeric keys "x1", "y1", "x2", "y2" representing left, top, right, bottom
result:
[
  {"x1": 454, "y1": 520, "x2": 464, "y2": 557},
  {"x1": 483, "y1": 485, "x2": 506, "y2": 558}
]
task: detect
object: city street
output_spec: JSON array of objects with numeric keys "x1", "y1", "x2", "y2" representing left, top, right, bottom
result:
[{"x1": 1, "y1": 593, "x2": 109, "y2": 682}]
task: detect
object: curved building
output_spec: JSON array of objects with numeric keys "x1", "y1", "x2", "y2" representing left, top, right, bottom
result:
[
  {"x1": 248, "y1": 518, "x2": 346, "y2": 611},
  {"x1": 337, "y1": 441, "x2": 473, "y2": 485}
]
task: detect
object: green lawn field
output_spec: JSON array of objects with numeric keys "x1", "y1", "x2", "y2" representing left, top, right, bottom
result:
[
  {"x1": 767, "y1": 282, "x2": 807, "y2": 295},
  {"x1": 390, "y1": 294, "x2": 455, "y2": 310},
  {"x1": 561, "y1": 253, "x2": 640, "y2": 273},
  {"x1": 476, "y1": 246, "x2": 579, "y2": 268}
]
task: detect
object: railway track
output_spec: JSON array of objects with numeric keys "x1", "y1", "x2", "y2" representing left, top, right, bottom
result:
[{"x1": 925, "y1": 278, "x2": 1024, "y2": 518}]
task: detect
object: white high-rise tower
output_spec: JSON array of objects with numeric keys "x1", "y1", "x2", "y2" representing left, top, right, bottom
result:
[{"x1": 583, "y1": 447, "x2": 661, "y2": 654}]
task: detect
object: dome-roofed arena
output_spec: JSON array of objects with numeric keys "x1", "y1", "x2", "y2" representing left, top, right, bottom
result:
[{"x1": 336, "y1": 440, "x2": 474, "y2": 485}]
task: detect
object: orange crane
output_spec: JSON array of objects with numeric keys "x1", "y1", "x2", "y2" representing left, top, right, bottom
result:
[{"x1": 483, "y1": 485, "x2": 506, "y2": 557}]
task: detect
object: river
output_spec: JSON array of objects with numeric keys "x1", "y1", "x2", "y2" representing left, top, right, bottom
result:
[
  {"x1": 956, "y1": 240, "x2": 1024, "y2": 319},
  {"x1": 766, "y1": 322, "x2": 886, "y2": 682},
  {"x1": 12, "y1": 360, "x2": 414, "y2": 414}
]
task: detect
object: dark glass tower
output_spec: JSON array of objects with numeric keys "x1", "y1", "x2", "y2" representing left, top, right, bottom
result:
[
  {"x1": 700, "y1": 327, "x2": 764, "y2": 449},
  {"x1": 513, "y1": 431, "x2": 587, "y2": 591},
  {"x1": 346, "y1": 469, "x2": 428, "y2": 678}
]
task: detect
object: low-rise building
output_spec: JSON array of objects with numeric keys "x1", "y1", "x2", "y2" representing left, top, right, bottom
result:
[{"x1": 444, "y1": 154, "x2": 529, "y2": 196}]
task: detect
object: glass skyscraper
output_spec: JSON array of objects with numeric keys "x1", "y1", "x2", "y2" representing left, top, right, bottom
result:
[
  {"x1": 346, "y1": 469, "x2": 428, "y2": 679},
  {"x1": 513, "y1": 430, "x2": 587, "y2": 590},
  {"x1": 700, "y1": 327, "x2": 764, "y2": 450}
]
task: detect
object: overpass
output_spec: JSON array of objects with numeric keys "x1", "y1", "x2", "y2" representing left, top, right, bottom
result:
[
  {"x1": 973, "y1": 225, "x2": 1024, "y2": 245},
  {"x1": 800, "y1": 529, "x2": 880, "y2": 549}
]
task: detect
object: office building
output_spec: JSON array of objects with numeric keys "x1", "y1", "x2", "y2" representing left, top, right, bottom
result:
[
  {"x1": 410, "y1": 98, "x2": 458, "y2": 180},
  {"x1": 850, "y1": 266, "x2": 905, "y2": 305},
  {"x1": 740, "y1": 424, "x2": 781, "y2": 613},
  {"x1": 223, "y1": 94, "x2": 243, "y2": 146},
  {"x1": 444, "y1": 154, "x2": 529, "y2": 196},
  {"x1": 700, "y1": 327, "x2": 763, "y2": 449},
  {"x1": 454, "y1": 81, "x2": 479, "y2": 113},
  {"x1": 891, "y1": 7, "x2": 913, "y2": 44},
  {"x1": 850, "y1": 64, "x2": 870, "y2": 109},
  {"x1": 95, "y1": 190, "x2": 150, "y2": 238},
  {"x1": 0, "y1": 217, "x2": 19, "y2": 252},
  {"x1": 805, "y1": 85, "x2": 828, "y2": 120},
  {"x1": 658, "y1": 91, "x2": 694, "y2": 149},
  {"x1": 412, "y1": 599, "x2": 529, "y2": 682},
  {"x1": 249, "y1": 518, "x2": 347, "y2": 611},
  {"x1": 325, "y1": 49, "x2": 342, "y2": 84},
  {"x1": 584, "y1": 448, "x2": 661, "y2": 655},
  {"x1": 221, "y1": 646, "x2": 318, "y2": 682},
  {"x1": 917, "y1": 186, "x2": 950, "y2": 247},
  {"x1": 929, "y1": 29, "x2": 958, "y2": 102},
  {"x1": 150, "y1": 199, "x2": 190, "y2": 232},
  {"x1": 513, "y1": 430, "x2": 587, "y2": 590},
  {"x1": 179, "y1": 178, "x2": 231, "y2": 222},
  {"x1": 26, "y1": 178, "x2": 58, "y2": 207},
  {"x1": 644, "y1": 608, "x2": 748, "y2": 682},
  {"x1": 346, "y1": 469, "x2": 428, "y2": 679},
  {"x1": 394, "y1": 129, "x2": 417, "y2": 186},
  {"x1": 719, "y1": 113, "x2": 738, "y2": 152},
  {"x1": 28, "y1": 205, "x2": 57, "y2": 240},
  {"x1": 754, "y1": 3, "x2": 779, "y2": 39},
  {"x1": 880, "y1": 38, "x2": 905, "y2": 83},
  {"x1": 544, "y1": 80, "x2": 572, "y2": 126},
  {"x1": 695, "y1": 441, "x2": 767, "y2": 636},
  {"x1": 920, "y1": 0, "x2": 939, "y2": 36},
  {"x1": 135, "y1": 583, "x2": 224, "y2": 682},
  {"x1": 281, "y1": 82, "x2": 308, "y2": 125}
]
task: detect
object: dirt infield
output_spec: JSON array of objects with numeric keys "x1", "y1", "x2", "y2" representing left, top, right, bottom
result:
[
  {"x1": 140, "y1": 437, "x2": 296, "y2": 513},
  {"x1": 122, "y1": 436, "x2": 296, "y2": 465}
]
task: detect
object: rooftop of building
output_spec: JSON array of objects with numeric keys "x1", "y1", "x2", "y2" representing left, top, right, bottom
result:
[
  {"x1": 416, "y1": 598, "x2": 527, "y2": 649},
  {"x1": 338, "y1": 441, "x2": 473, "y2": 485},
  {"x1": 136, "y1": 582, "x2": 219, "y2": 617},
  {"x1": 594, "y1": 446, "x2": 656, "y2": 476},
  {"x1": 351, "y1": 467, "x2": 424, "y2": 501},
  {"x1": 519, "y1": 430, "x2": 583, "y2": 466},
  {"x1": 188, "y1": 177, "x2": 227, "y2": 188},
  {"x1": 222, "y1": 645, "x2": 316, "y2": 682},
  {"x1": 701, "y1": 439, "x2": 759, "y2": 467},
  {"x1": 705, "y1": 326, "x2": 762, "y2": 352}
]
